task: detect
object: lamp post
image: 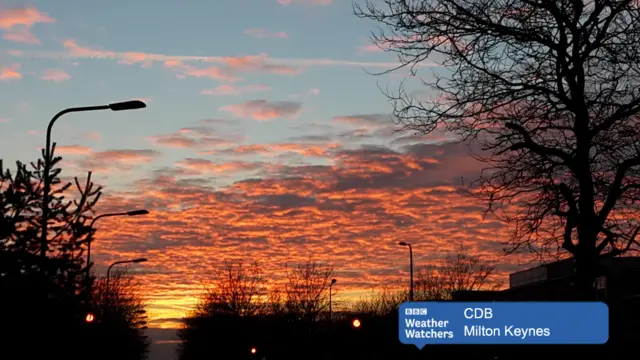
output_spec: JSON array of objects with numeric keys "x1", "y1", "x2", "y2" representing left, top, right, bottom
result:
[
  {"x1": 399, "y1": 241, "x2": 413, "y2": 301},
  {"x1": 40, "y1": 101, "x2": 147, "y2": 265},
  {"x1": 329, "y1": 278, "x2": 336, "y2": 321},
  {"x1": 105, "y1": 258, "x2": 147, "y2": 307},
  {"x1": 86, "y1": 210, "x2": 149, "y2": 276}
]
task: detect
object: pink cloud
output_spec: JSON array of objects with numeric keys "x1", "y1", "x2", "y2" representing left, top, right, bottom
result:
[
  {"x1": 220, "y1": 100, "x2": 302, "y2": 121},
  {"x1": 0, "y1": 117, "x2": 10, "y2": 123},
  {"x1": 175, "y1": 158, "x2": 264, "y2": 174},
  {"x1": 41, "y1": 68, "x2": 71, "y2": 82},
  {"x1": 56, "y1": 145, "x2": 93, "y2": 155},
  {"x1": 0, "y1": 6, "x2": 55, "y2": 44},
  {"x1": 244, "y1": 28, "x2": 288, "y2": 39},
  {"x1": 200, "y1": 84, "x2": 270, "y2": 96},
  {"x1": 183, "y1": 65, "x2": 241, "y2": 82},
  {"x1": 3, "y1": 26, "x2": 40, "y2": 44},
  {"x1": 63, "y1": 39, "x2": 115, "y2": 59},
  {"x1": 0, "y1": 64, "x2": 21, "y2": 80},
  {"x1": 75, "y1": 149, "x2": 162, "y2": 173},
  {"x1": 163, "y1": 59, "x2": 182, "y2": 68}
]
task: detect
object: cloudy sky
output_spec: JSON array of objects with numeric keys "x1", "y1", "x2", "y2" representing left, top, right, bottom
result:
[{"x1": 0, "y1": 0, "x2": 533, "y2": 357}]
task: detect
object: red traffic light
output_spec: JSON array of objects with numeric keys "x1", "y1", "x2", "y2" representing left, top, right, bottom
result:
[
  {"x1": 85, "y1": 313, "x2": 95, "y2": 323},
  {"x1": 250, "y1": 347, "x2": 257, "y2": 354},
  {"x1": 352, "y1": 318, "x2": 361, "y2": 328}
]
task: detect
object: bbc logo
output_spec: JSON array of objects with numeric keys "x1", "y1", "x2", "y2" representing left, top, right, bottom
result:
[{"x1": 405, "y1": 308, "x2": 427, "y2": 315}]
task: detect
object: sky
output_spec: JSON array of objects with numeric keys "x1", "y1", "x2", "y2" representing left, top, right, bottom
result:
[{"x1": 0, "y1": 1, "x2": 535, "y2": 358}]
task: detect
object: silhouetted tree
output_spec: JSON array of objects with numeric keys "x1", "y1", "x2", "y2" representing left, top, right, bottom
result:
[
  {"x1": 200, "y1": 260, "x2": 266, "y2": 317},
  {"x1": 415, "y1": 246, "x2": 501, "y2": 300},
  {"x1": 178, "y1": 261, "x2": 267, "y2": 360},
  {"x1": 87, "y1": 270, "x2": 150, "y2": 360},
  {"x1": 353, "y1": 285, "x2": 406, "y2": 315},
  {"x1": 355, "y1": 0, "x2": 640, "y2": 298},
  {"x1": 0, "y1": 151, "x2": 100, "y2": 358},
  {"x1": 277, "y1": 260, "x2": 335, "y2": 322}
]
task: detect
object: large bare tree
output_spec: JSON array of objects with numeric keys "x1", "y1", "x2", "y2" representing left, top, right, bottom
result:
[
  {"x1": 415, "y1": 246, "x2": 501, "y2": 300},
  {"x1": 355, "y1": 0, "x2": 640, "y2": 298},
  {"x1": 271, "y1": 260, "x2": 335, "y2": 321},
  {"x1": 199, "y1": 261, "x2": 266, "y2": 317}
]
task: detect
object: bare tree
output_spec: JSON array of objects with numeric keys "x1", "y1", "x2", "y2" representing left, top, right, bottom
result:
[
  {"x1": 355, "y1": 0, "x2": 640, "y2": 297},
  {"x1": 199, "y1": 261, "x2": 265, "y2": 317},
  {"x1": 92, "y1": 270, "x2": 149, "y2": 328},
  {"x1": 277, "y1": 260, "x2": 335, "y2": 321},
  {"x1": 416, "y1": 246, "x2": 501, "y2": 300},
  {"x1": 91, "y1": 270, "x2": 149, "y2": 360}
]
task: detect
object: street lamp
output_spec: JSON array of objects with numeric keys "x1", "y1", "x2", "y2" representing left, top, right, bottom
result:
[
  {"x1": 105, "y1": 258, "x2": 148, "y2": 306},
  {"x1": 329, "y1": 279, "x2": 336, "y2": 321},
  {"x1": 40, "y1": 100, "x2": 147, "y2": 264},
  {"x1": 86, "y1": 210, "x2": 149, "y2": 275},
  {"x1": 399, "y1": 241, "x2": 414, "y2": 301}
]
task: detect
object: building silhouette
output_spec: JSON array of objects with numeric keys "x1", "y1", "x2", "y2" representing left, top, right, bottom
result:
[{"x1": 452, "y1": 257, "x2": 640, "y2": 358}]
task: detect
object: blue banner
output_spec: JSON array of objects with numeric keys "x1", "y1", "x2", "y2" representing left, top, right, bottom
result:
[{"x1": 399, "y1": 302, "x2": 608, "y2": 348}]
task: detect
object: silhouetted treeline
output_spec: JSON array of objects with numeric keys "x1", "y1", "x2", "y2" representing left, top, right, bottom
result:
[
  {"x1": 0, "y1": 152, "x2": 148, "y2": 360},
  {"x1": 177, "y1": 251, "x2": 501, "y2": 360}
]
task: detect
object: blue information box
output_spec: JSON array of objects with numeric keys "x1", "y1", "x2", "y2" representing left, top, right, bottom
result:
[{"x1": 399, "y1": 302, "x2": 608, "y2": 348}]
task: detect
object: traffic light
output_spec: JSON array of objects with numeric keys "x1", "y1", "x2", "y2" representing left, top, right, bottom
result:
[{"x1": 250, "y1": 347, "x2": 257, "y2": 355}]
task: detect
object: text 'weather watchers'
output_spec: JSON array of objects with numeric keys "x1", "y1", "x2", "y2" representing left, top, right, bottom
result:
[{"x1": 398, "y1": 302, "x2": 608, "y2": 348}]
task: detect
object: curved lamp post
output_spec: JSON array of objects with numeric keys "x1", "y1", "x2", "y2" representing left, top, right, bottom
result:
[
  {"x1": 86, "y1": 209, "x2": 149, "y2": 276},
  {"x1": 105, "y1": 258, "x2": 148, "y2": 307},
  {"x1": 41, "y1": 100, "x2": 147, "y2": 262}
]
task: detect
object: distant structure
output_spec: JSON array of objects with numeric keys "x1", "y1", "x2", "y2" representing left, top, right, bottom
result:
[
  {"x1": 452, "y1": 256, "x2": 640, "y2": 356},
  {"x1": 452, "y1": 256, "x2": 640, "y2": 302}
]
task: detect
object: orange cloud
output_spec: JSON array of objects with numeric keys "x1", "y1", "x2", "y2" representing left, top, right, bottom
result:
[
  {"x1": 200, "y1": 84, "x2": 270, "y2": 96},
  {"x1": 0, "y1": 6, "x2": 55, "y2": 44},
  {"x1": 244, "y1": 28, "x2": 288, "y2": 39},
  {"x1": 221, "y1": 100, "x2": 302, "y2": 121},
  {"x1": 90, "y1": 140, "x2": 522, "y2": 326},
  {"x1": 0, "y1": 64, "x2": 21, "y2": 80},
  {"x1": 41, "y1": 68, "x2": 71, "y2": 82}
]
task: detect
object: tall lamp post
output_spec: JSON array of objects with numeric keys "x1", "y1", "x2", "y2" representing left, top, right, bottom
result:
[
  {"x1": 399, "y1": 242, "x2": 414, "y2": 301},
  {"x1": 329, "y1": 278, "x2": 336, "y2": 321},
  {"x1": 40, "y1": 101, "x2": 147, "y2": 265},
  {"x1": 86, "y1": 210, "x2": 149, "y2": 276},
  {"x1": 105, "y1": 258, "x2": 148, "y2": 307}
]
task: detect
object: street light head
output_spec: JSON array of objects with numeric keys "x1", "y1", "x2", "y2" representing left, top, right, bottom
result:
[
  {"x1": 331, "y1": 279, "x2": 337, "y2": 285},
  {"x1": 85, "y1": 313, "x2": 95, "y2": 323},
  {"x1": 352, "y1": 318, "x2": 361, "y2": 328},
  {"x1": 133, "y1": 258, "x2": 148, "y2": 263},
  {"x1": 109, "y1": 100, "x2": 146, "y2": 111},
  {"x1": 127, "y1": 209, "x2": 149, "y2": 216},
  {"x1": 399, "y1": 241, "x2": 408, "y2": 246}
]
